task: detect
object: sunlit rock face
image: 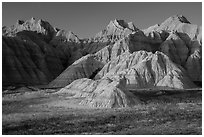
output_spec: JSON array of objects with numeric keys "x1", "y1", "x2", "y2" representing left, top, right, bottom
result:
[
  {"x1": 2, "y1": 15, "x2": 202, "y2": 88},
  {"x1": 80, "y1": 19, "x2": 139, "y2": 55},
  {"x1": 143, "y1": 15, "x2": 202, "y2": 83},
  {"x1": 95, "y1": 50, "x2": 196, "y2": 89},
  {"x1": 49, "y1": 54, "x2": 104, "y2": 88},
  {"x1": 3, "y1": 17, "x2": 56, "y2": 42},
  {"x1": 93, "y1": 19, "x2": 139, "y2": 42},
  {"x1": 93, "y1": 30, "x2": 163, "y2": 64},
  {"x1": 56, "y1": 76, "x2": 140, "y2": 108},
  {"x1": 55, "y1": 50, "x2": 196, "y2": 108}
]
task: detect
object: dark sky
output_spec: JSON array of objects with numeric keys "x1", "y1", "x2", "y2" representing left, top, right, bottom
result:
[{"x1": 2, "y1": 2, "x2": 202, "y2": 38}]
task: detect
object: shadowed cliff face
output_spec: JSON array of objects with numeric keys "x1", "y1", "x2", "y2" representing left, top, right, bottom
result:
[
  {"x1": 2, "y1": 34, "x2": 64, "y2": 86},
  {"x1": 2, "y1": 18, "x2": 82, "y2": 87},
  {"x1": 2, "y1": 15, "x2": 202, "y2": 88}
]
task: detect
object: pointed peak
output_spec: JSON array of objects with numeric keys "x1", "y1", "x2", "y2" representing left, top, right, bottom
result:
[
  {"x1": 38, "y1": 19, "x2": 44, "y2": 23},
  {"x1": 37, "y1": 18, "x2": 50, "y2": 25},
  {"x1": 16, "y1": 20, "x2": 24, "y2": 25},
  {"x1": 128, "y1": 22, "x2": 139, "y2": 31},
  {"x1": 113, "y1": 19, "x2": 129, "y2": 28},
  {"x1": 31, "y1": 17, "x2": 36, "y2": 21},
  {"x1": 173, "y1": 14, "x2": 190, "y2": 23},
  {"x1": 107, "y1": 19, "x2": 138, "y2": 31},
  {"x1": 128, "y1": 22, "x2": 134, "y2": 26},
  {"x1": 106, "y1": 19, "x2": 127, "y2": 29},
  {"x1": 165, "y1": 14, "x2": 191, "y2": 24},
  {"x1": 29, "y1": 17, "x2": 36, "y2": 23},
  {"x1": 57, "y1": 30, "x2": 76, "y2": 35},
  {"x1": 55, "y1": 29, "x2": 80, "y2": 42}
]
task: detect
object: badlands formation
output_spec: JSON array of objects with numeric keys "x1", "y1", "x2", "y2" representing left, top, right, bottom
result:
[{"x1": 3, "y1": 15, "x2": 202, "y2": 108}]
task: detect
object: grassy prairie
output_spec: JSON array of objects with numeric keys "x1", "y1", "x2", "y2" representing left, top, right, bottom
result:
[{"x1": 2, "y1": 89, "x2": 202, "y2": 135}]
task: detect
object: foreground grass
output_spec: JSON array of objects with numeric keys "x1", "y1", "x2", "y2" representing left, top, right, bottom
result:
[{"x1": 2, "y1": 90, "x2": 202, "y2": 135}]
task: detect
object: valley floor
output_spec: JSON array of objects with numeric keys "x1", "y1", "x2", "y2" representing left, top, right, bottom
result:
[{"x1": 2, "y1": 88, "x2": 202, "y2": 135}]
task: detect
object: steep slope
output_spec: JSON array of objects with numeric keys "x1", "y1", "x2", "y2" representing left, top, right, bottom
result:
[
  {"x1": 159, "y1": 31, "x2": 189, "y2": 66},
  {"x1": 49, "y1": 30, "x2": 83, "y2": 67},
  {"x1": 49, "y1": 29, "x2": 162, "y2": 87},
  {"x1": 3, "y1": 36, "x2": 64, "y2": 86},
  {"x1": 49, "y1": 54, "x2": 104, "y2": 88},
  {"x1": 95, "y1": 50, "x2": 196, "y2": 89},
  {"x1": 55, "y1": 50, "x2": 196, "y2": 108},
  {"x1": 81, "y1": 19, "x2": 138, "y2": 54},
  {"x1": 143, "y1": 15, "x2": 202, "y2": 83},
  {"x1": 50, "y1": 15, "x2": 201, "y2": 88},
  {"x1": 2, "y1": 18, "x2": 82, "y2": 87},
  {"x1": 48, "y1": 19, "x2": 143, "y2": 87},
  {"x1": 2, "y1": 15, "x2": 202, "y2": 88},
  {"x1": 53, "y1": 30, "x2": 80, "y2": 43},
  {"x1": 94, "y1": 30, "x2": 162, "y2": 64},
  {"x1": 94, "y1": 19, "x2": 139, "y2": 42}
]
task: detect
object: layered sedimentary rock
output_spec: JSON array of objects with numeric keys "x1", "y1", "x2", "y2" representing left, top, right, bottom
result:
[
  {"x1": 95, "y1": 50, "x2": 196, "y2": 89},
  {"x1": 49, "y1": 29, "x2": 163, "y2": 87},
  {"x1": 3, "y1": 17, "x2": 56, "y2": 41},
  {"x1": 2, "y1": 35, "x2": 64, "y2": 86},
  {"x1": 143, "y1": 15, "x2": 202, "y2": 82},
  {"x1": 49, "y1": 30, "x2": 83, "y2": 67},
  {"x1": 50, "y1": 15, "x2": 201, "y2": 90},
  {"x1": 48, "y1": 19, "x2": 142, "y2": 87},
  {"x1": 159, "y1": 32, "x2": 189, "y2": 66},
  {"x1": 94, "y1": 19, "x2": 138, "y2": 42},
  {"x1": 54, "y1": 30, "x2": 80, "y2": 43},
  {"x1": 94, "y1": 30, "x2": 162, "y2": 64},
  {"x1": 2, "y1": 15, "x2": 202, "y2": 89},
  {"x1": 57, "y1": 76, "x2": 140, "y2": 108},
  {"x1": 56, "y1": 50, "x2": 196, "y2": 108},
  {"x1": 3, "y1": 18, "x2": 86, "y2": 86},
  {"x1": 49, "y1": 54, "x2": 104, "y2": 88},
  {"x1": 81, "y1": 19, "x2": 138, "y2": 54}
]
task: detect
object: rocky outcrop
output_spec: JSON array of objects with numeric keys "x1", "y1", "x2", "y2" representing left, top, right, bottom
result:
[
  {"x1": 54, "y1": 30, "x2": 80, "y2": 43},
  {"x1": 50, "y1": 15, "x2": 201, "y2": 89},
  {"x1": 94, "y1": 31, "x2": 162, "y2": 64},
  {"x1": 80, "y1": 19, "x2": 139, "y2": 55},
  {"x1": 82, "y1": 41, "x2": 112, "y2": 55},
  {"x1": 49, "y1": 30, "x2": 83, "y2": 67},
  {"x1": 95, "y1": 51, "x2": 196, "y2": 89},
  {"x1": 57, "y1": 76, "x2": 140, "y2": 108},
  {"x1": 157, "y1": 15, "x2": 191, "y2": 30},
  {"x1": 49, "y1": 54, "x2": 104, "y2": 88},
  {"x1": 143, "y1": 15, "x2": 201, "y2": 46},
  {"x1": 3, "y1": 17, "x2": 56, "y2": 41},
  {"x1": 143, "y1": 15, "x2": 202, "y2": 82},
  {"x1": 94, "y1": 19, "x2": 139, "y2": 42},
  {"x1": 2, "y1": 15, "x2": 202, "y2": 88},
  {"x1": 50, "y1": 29, "x2": 164, "y2": 88},
  {"x1": 159, "y1": 32, "x2": 189, "y2": 66},
  {"x1": 56, "y1": 50, "x2": 196, "y2": 108},
  {"x1": 49, "y1": 19, "x2": 145, "y2": 87},
  {"x1": 185, "y1": 48, "x2": 202, "y2": 82},
  {"x1": 2, "y1": 18, "x2": 84, "y2": 87}
]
